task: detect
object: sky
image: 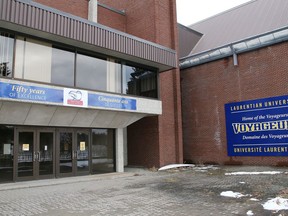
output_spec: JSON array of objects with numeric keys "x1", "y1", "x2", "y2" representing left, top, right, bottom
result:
[{"x1": 176, "y1": 0, "x2": 251, "y2": 26}]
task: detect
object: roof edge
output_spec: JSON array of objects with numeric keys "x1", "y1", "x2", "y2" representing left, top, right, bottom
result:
[{"x1": 180, "y1": 25, "x2": 288, "y2": 69}]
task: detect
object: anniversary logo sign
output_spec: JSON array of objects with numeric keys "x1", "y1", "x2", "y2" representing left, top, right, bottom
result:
[
  {"x1": 0, "y1": 81, "x2": 137, "y2": 111},
  {"x1": 225, "y1": 95, "x2": 288, "y2": 156}
]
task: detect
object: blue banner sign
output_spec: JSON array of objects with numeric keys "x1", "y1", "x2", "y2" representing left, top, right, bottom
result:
[
  {"x1": 0, "y1": 82, "x2": 63, "y2": 103},
  {"x1": 0, "y1": 81, "x2": 137, "y2": 111},
  {"x1": 88, "y1": 94, "x2": 137, "y2": 111},
  {"x1": 225, "y1": 95, "x2": 288, "y2": 156}
]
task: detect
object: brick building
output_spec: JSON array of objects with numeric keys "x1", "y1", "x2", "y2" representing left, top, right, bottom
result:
[
  {"x1": 0, "y1": 0, "x2": 182, "y2": 183},
  {"x1": 180, "y1": 0, "x2": 288, "y2": 166},
  {"x1": 1, "y1": 0, "x2": 287, "y2": 184}
]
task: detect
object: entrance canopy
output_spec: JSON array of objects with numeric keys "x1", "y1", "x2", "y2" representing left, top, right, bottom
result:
[
  {"x1": 0, "y1": 79, "x2": 161, "y2": 128},
  {"x1": 0, "y1": 101, "x2": 147, "y2": 128}
]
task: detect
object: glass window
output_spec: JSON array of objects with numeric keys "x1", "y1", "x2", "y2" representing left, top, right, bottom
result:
[
  {"x1": 14, "y1": 37, "x2": 52, "y2": 83},
  {"x1": 51, "y1": 47, "x2": 75, "y2": 86},
  {"x1": 91, "y1": 129, "x2": 114, "y2": 174},
  {"x1": 0, "y1": 126, "x2": 14, "y2": 182},
  {"x1": 122, "y1": 65, "x2": 158, "y2": 98},
  {"x1": 76, "y1": 53, "x2": 107, "y2": 91},
  {"x1": 6, "y1": 33, "x2": 158, "y2": 99},
  {"x1": 0, "y1": 32, "x2": 14, "y2": 78}
]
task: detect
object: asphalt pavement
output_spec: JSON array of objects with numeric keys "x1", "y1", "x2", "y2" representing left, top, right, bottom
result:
[{"x1": 0, "y1": 165, "x2": 288, "y2": 216}]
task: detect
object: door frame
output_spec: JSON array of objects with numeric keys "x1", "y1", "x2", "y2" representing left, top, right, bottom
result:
[
  {"x1": 75, "y1": 129, "x2": 91, "y2": 176},
  {"x1": 56, "y1": 128, "x2": 75, "y2": 178},
  {"x1": 37, "y1": 128, "x2": 56, "y2": 180},
  {"x1": 14, "y1": 127, "x2": 56, "y2": 181},
  {"x1": 14, "y1": 127, "x2": 36, "y2": 181},
  {"x1": 56, "y1": 128, "x2": 91, "y2": 178}
]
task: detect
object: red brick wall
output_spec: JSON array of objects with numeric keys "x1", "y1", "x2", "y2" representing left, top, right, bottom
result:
[
  {"x1": 181, "y1": 42, "x2": 288, "y2": 166},
  {"x1": 99, "y1": 0, "x2": 183, "y2": 168},
  {"x1": 97, "y1": 5, "x2": 126, "y2": 32},
  {"x1": 98, "y1": 0, "x2": 175, "y2": 48},
  {"x1": 34, "y1": 0, "x2": 89, "y2": 19},
  {"x1": 98, "y1": 0, "x2": 155, "y2": 42},
  {"x1": 127, "y1": 117, "x2": 160, "y2": 168}
]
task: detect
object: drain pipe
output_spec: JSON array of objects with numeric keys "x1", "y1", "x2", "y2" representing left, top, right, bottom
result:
[
  {"x1": 88, "y1": 0, "x2": 98, "y2": 23},
  {"x1": 231, "y1": 45, "x2": 238, "y2": 66}
]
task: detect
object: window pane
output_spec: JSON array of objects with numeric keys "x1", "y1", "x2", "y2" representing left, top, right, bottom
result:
[
  {"x1": 76, "y1": 54, "x2": 107, "y2": 91},
  {"x1": 91, "y1": 129, "x2": 114, "y2": 174},
  {"x1": 0, "y1": 32, "x2": 14, "y2": 78},
  {"x1": 0, "y1": 126, "x2": 14, "y2": 182},
  {"x1": 18, "y1": 132, "x2": 34, "y2": 177},
  {"x1": 14, "y1": 37, "x2": 52, "y2": 83},
  {"x1": 51, "y1": 47, "x2": 75, "y2": 86},
  {"x1": 59, "y1": 132, "x2": 73, "y2": 174},
  {"x1": 122, "y1": 65, "x2": 158, "y2": 98},
  {"x1": 39, "y1": 132, "x2": 54, "y2": 176},
  {"x1": 77, "y1": 131, "x2": 89, "y2": 173}
]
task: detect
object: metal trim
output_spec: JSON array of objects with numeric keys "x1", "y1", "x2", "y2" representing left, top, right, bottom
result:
[{"x1": 180, "y1": 26, "x2": 288, "y2": 69}]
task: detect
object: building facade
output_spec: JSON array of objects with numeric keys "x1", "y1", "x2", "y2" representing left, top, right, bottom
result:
[
  {"x1": 2, "y1": 0, "x2": 286, "y2": 184},
  {"x1": 0, "y1": 0, "x2": 182, "y2": 183},
  {"x1": 180, "y1": 0, "x2": 288, "y2": 166}
]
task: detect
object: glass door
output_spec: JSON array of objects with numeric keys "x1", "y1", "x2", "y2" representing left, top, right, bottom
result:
[
  {"x1": 56, "y1": 129, "x2": 90, "y2": 177},
  {"x1": 38, "y1": 131, "x2": 55, "y2": 179},
  {"x1": 76, "y1": 131, "x2": 90, "y2": 175},
  {"x1": 15, "y1": 128, "x2": 55, "y2": 181},
  {"x1": 57, "y1": 130, "x2": 74, "y2": 177},
  {"x1": 16, "y1": 129, "x2": 36, "y2": 181}
]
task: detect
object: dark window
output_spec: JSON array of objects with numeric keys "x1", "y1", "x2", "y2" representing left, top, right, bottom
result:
[
  {"x1": 51, "y1": 47, "x2": 75, "y2": 86},
  {"x1": 0, "y1": 126, "x2": 14, "y2": 182},
  {"x1": 0, "y1": 33, "x2": 14, "y2": 77},
  {"x1": 122, "y1": 65, "x2": 158, "y2": 98},
  {"x1": 76, "y1": 53, "x2": 107, "y2": 91},
  {"x1": 91, "y1": 129, "x2": 114, "y2": 174}
]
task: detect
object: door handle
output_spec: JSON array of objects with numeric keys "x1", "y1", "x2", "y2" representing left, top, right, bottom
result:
[
  {"x1": 73, "y1": 151, "x2": 78, "y2": 160},
  {"x1": 33, "y1": 151, "x2": 41, "y2": 162},
  {"x1": 38, "y1": 151, "x2": 41, "y2": 162},
  {"x1": 33, "y1": 152, "x2": 37, "y2": 162}
]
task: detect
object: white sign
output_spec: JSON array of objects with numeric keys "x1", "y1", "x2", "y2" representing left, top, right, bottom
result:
[
  {"x1": 22, "y1": 144, "x2": 29, "y2": 151},
  {"x1": 63, "y1": 88, "x2": 88, "y2": 107},
  {"x1": 3, "y1": 144, "x2": 11, "y2": 155}
]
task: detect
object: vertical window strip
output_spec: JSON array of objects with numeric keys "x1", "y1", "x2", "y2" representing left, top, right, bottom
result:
[{"x1": 0, "y1": 32, "x2": 14, "y2": 77}]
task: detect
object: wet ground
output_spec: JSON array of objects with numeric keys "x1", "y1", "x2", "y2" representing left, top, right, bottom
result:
[{"x1": 0, "y1": 165, "x2": 288, "y2": 215}]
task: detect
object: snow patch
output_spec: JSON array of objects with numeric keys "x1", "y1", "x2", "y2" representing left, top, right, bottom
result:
[
  {"x1": 225, "y1": 171, "x2": 283, "y2": 176},
  {"x1": 246, "y1": 210, "x2": 254, "y2": 215},
  {"x1": 158, "y1": 164, "x2": 195, "y2": 171},
  {"x1": 220, "y1": 191, "x2": 247, "y2": 198},
  {"x1": 194, "y1": 165, "x2": 219, "y2": 172},
  {"x1": 250, "y1": 198, "x2": 260, "y2": 201},
  {"x1": 262, "y1": 197, "x2": 288, "y2": 211}
]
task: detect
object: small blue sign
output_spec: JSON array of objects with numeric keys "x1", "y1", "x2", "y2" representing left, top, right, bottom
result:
[
  {"x1": 0, "y1": 82, "x2": 63, "y2": 103},
  {"x1": 88, "y1": 94, "x2": 137, "y2": 111},
  {"x1": 225, "y1": 95, "x2": 288, "y2": 156}
]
